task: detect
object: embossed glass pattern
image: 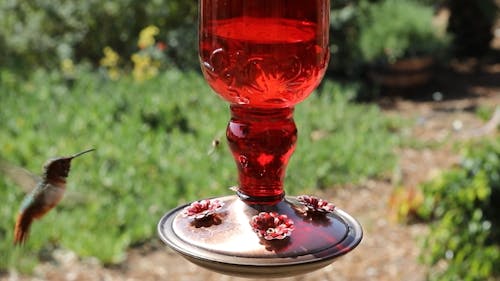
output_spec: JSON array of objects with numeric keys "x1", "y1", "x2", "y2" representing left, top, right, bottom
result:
[{"x1": 199, "y1": 0, "x2": 330, "y2": 108}]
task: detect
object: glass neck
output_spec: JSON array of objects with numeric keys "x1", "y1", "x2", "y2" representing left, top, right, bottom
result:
[{"x1": 226, "y1": 105, "x2": 297, "y2": 205}]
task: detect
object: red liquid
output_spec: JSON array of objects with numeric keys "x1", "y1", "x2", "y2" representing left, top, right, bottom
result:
[
  {"x1": 200, "y1": 0, "x2": 330, "y2": 108},
  {"x1": 226, "y1": 106, "x2": 297, "y2": 203},
  {"x1": 200, "y1": 0, "x2": 330, "y2": 204}
]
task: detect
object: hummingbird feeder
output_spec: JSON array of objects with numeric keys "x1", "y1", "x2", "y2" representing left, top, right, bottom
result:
[{"x1": 158, "y1": 0, "x2": 362, "y2": 278}]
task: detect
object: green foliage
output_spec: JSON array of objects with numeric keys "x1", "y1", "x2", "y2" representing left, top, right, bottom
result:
[
  {"x1": 328, "y1": 0, "x2": 448, "y2": 76},
  {"x1": 328, "y1": 0, "x2": 365, "y2": 76},
  {"x1": 0, "y1": 68, "x2": 398, "y2": 272},
  {"x1": 357, "y1": 0, "x2": 449, "y2": 64},
  {"x1": 417, "y1": 140, "x2": 500, "y2": 281},
  {"x1": 475, "y1": 105, "x2": 499, "y2": 122},
  {"x1": 0, "y1": 0, "x2": 197, "y2": 70},
  {"x1": 292, "y1": 81, "x2": 399, "y2": 189}
]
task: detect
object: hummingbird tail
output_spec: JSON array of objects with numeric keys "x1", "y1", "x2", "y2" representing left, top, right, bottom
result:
[{"x1": 13, "y1": 213, "x2": 32, "y2": 245}]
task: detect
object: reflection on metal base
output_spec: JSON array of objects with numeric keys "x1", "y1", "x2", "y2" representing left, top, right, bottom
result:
[{"x1": 158, "y1": 195, "x2": 362, "y2": 278}]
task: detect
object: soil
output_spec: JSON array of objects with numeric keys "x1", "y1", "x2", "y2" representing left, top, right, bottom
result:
[{"x1": 3, "y1": 57, "x2": 499, "y2": 281}]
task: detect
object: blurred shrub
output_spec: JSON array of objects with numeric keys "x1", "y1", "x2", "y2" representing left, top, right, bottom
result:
[
  {"x1": 417, "y1": 139, "x2": 500, "y2": 281},
  {"x1": 164, "y1": 22, "x2": 199, "y2": 70},
  {"x1": 357, "y1": 0, "x2": 449, "y2": 64},
  {"x1": 328, "y1": 0, "x2": 446, "y2": 77},
  {"x1": 0, "y1": 0, "x2": 197, "y2": 70},
  {"x1": 328, "y1": 0, "x2": 365, "y2": 76}
]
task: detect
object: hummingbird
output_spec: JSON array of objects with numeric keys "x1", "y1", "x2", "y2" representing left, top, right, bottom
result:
[{"x1": 11, "y1": 148, "x2": 94, "y2": 245}]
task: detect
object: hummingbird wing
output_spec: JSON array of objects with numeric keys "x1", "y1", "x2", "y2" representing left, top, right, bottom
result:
[
  {"x1": 0, "y1": 158, "x2": 88, "y2": 205},
  {"x1": 0, "y1": 158, "x2": 39, "y2": 193}
]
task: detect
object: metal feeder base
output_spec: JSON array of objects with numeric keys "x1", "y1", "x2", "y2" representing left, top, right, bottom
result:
[{"x1": 158, "y1": 195, "x2": 362, "y2": 278}]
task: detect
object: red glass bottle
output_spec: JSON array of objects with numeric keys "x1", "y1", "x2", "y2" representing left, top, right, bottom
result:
[{"x1": 199, "y1": 0, "x2": 330, "y2": 204}]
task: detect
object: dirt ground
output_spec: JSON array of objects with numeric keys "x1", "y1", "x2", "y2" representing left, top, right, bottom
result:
[{"x1": 3, "y1": 56, "x2": 499, "y2": 281}]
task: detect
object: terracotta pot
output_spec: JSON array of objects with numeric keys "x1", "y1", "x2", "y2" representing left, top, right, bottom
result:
[{"x1": 369, "y1": 56, "x2": 435, "y2": 88}]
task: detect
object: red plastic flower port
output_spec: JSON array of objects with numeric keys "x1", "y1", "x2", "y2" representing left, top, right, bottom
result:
[
  {"x1": 250, "y1": 212, "x2": 294, "y2": 241},
  {"x1": 297, "y1": 195, "x2": 335, "y2": 214},
  {"x1": 183, "y1": 199, "x2": 224, "y2": 220}
]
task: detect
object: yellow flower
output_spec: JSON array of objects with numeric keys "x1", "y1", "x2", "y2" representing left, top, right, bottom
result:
[
  {"x1": 60, "y1": 58, "x2": 75, "y2": 76},
  {"x1": 100, "y1": 47, "x2": 120, "y2": 67},
  {"x1": 108, "y1": 67, "x2": 121, "y2": 81},
  {"x1": 131, "y1": 53, "x2": 159, "y2": 82},
  {"x1": 100, "y1": 47, "x2": 122, "y2": 80},
  {"x1": 138, "y1": 25, "x2": 160, "y2": 49}
]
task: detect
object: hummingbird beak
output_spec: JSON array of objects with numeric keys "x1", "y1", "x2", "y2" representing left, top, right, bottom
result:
[{"x1": 69, "y1": 148, "x2": 95, "y2": 159}]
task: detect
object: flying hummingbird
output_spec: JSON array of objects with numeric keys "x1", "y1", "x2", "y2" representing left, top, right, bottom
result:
[{"x1": 10, "y1": 148, "x2": 94, "y2": 245}]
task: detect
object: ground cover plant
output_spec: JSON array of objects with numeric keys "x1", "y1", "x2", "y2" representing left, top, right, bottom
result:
[
  {"x1": 417, "y1": 139, "x2": 500, "y2": 281},
  {"x1": 0, "y1": 68, "x2": 399, "y2": 272}
]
